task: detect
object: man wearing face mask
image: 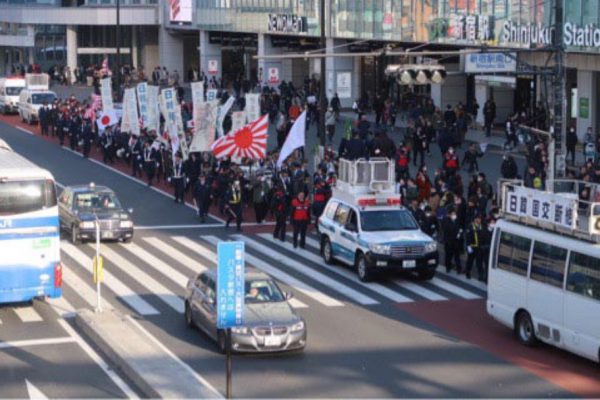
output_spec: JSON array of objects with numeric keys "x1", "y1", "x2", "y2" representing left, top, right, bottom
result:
[
  {"x1": 225, "y1": 179, "x2": 243, "y2": 231},
  {"x1": 421, "y1": 206, "x2": 439, "y2": 239},
  {"x1": 442, "y1": 208, "x2": 463, "y2": 274}
]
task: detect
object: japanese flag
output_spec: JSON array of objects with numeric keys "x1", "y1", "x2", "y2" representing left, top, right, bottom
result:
[{"x1": 97, "y1": 110, "x2": 118, "y2": 132}]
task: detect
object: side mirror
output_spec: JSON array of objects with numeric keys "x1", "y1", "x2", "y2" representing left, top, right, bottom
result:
[
  {"x1": 285, "y1": 292, "x2": 294, "y2": 301},
  {"x1": 128, "y1": 208, "x2": 134, "y2": 214}
]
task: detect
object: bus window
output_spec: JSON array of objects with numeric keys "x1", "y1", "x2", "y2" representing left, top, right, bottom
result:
[
  {"x1": 496, "y1": 231, "x2": 530, "y2": 276},
  {"x1": 567, "y1": 252, "x2": 600, "y2": 301},
  {"x1": 530, "y1": 241, "x2": 567, "y2": 288},
  {"x1": 0, "y1": 180, "x2": 57, "y2": 216}
]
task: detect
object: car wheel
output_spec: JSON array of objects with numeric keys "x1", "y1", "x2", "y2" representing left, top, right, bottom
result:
[
  {"x1": 184, "y1": 301, "x2": 194, "y2": 328},
  {"x1": 71, "y1": 225, "x2": 80, "y2": 245},
  {"x1": 217, "y1": 330, "x2": 227, "y2": 354},
  {"x1": 321, "y1": 237, "x2": 334, "y2": 265},
  {"x1": 417, "y1": 269, "x2": 436, "y2": 281},
  {"x1": 515, "y1": 311, "x2": 537, "y2": 346},
  {"x1": 356, "y1": 253, "x2": 372, "y2": 282}
]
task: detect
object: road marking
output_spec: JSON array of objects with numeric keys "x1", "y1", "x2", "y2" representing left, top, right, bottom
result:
[
  {"x1": 13, "y1": 306, "x2": 43, "y2": 322},
  {"x1": 142, "y1": 237, "x2": 205, "y2": 275},
  {"x1": 136, "y1": 224, "x2": 225, "y2": 230},
  {"x1": 92, "y1": 244, "x2": 184, "y2": 314},
  {"x1": 264, "y1": 234, "x2": 413, "y2": 303},
  {"x1": 0, "y1": 337, "x2": 75, "y2": 349},
  {"x1": 391, "y1": 281, "x2": 448, "y2": 301},
  {"x1": 16, "y1": 126, "x2": 33, "y2": 135},
  {"x1": 171, "y1": 236, "x2": 215, "y2": 269},
  {"x1": 244, "y1": 235, "x2": 378, "y2": 305},
  {"x1": 59, "y1": 258, "x2": 115, "y2": 310},
  {"x1": 119, "y1": 242, "x2": 190, "y2": 288},
  {"x1": 57, "y1": 319, "x2": 139, "y2": 399},
  {"x1": 204, "y1": 236, "x2": 343, "y2": 307},
  {"x1": 46, "y1": 295, "x2": 77, "y2": 318},
  {"x1": 26, "y1": 380, "x2": 48, "y2": 399},
  {"x1": 61, "y1": 241, "x2": 159, "y2": 316},
  {"x1": 429, "y1": 277, "x2": 481, "y2": 299}
]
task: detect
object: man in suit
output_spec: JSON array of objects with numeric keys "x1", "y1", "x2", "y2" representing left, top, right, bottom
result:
[
  {"x1": 169, "y1": 152, "x2": 186, "y2": 203},
  {"x1": 142, "y1": 140, "x2": 157, "y2": 186},
  {"x1": 80, "y1": 118, "x2": 93, "y2": 158},
  {"x1": 129, "y1": 135, "x2": 143, "y2": 177},
  {"x1": 38, "y1": 102, "x2": 50, "y2": 136}
]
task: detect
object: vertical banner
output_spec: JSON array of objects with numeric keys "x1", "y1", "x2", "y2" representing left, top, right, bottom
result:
[
  {"x1": 191, "y1": 81, "x2": 205, "y2": 135},
  {"x1": 189, "y1": 100, "x2": 219, "y2": 153},
  {"x1": 216, "y1": 96, "x2": 236, "y2": 137},
  {"x1": 216, "y1": 241, "x2": 245, "y2": 329},
  {"x1": 245, "y1": 93, "x2": 260, "y2": 123},
  {"x1": 136, "y1": 82, "x2": 149, "y2": 131},
  {"x1": 230, "y1": 111, "x2": 246, "y2": 133},
  {"x1": 124, "y1": 88, "x2": 140, "y2": 136},
  {"x1": 146, "y1": 85, "x2": 160, "y2": 134},
  {"x1": 206, "y1": 89, "x2": 218, "y2": 102},
  {"x1": 175, "y1": 104, "x2": 189, "y2": 160},
  {"x1": 100, "y1": 77, "x2": 114, "y2": 111},
  {"x1": 162, "y1": 88, "x2": 178, "y2": 142}
]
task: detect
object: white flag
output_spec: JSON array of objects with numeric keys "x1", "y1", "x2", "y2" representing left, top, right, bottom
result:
[
  {"x1": 277, "y1": 110, "x2": 306, "y2": 167},
  {"x1": 216, "y1": 96, "x2": 236, "y2": 137}
]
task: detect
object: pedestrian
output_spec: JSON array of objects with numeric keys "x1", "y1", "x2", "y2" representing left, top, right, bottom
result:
[
  {"x1": 129, "y1": 135, "x2": 143, "y2": 177},
  {"x1": 566, "y1": 125, "x2": 578, "y2": 165},
  {"x1": 193, "y1": 174, "x2": 212, "y2": 223},
  {"x1": 500, "y1": 154, "x2": 518, "y2": 179},
  {"x1": 225, "y1": 179, "x2": 243, "y2": 231},
  {"x1": 271, "y1": 183, "x2": 287, "y2": 242},
  {"x1": 412, "y1": 126, "x2": 426, "y2": 167},
  {"x1": 395, "y1": 143, "x2": 410, "y2": 181},
  {"x1": 142, "y1": 140, "x2": 157, "y2": 186},
  {"x1": 462, "y1": 143, "x2": 482, "y2": 173},
  {"x1": 325, "y1": 107, "x2": 336, "y2": 143},
  {"x1": 442, "y1": 208, "x2": 463, "y2": 274},
  {"x1": 442, "y1": 146, "x2": 459, "y2": 177},
  {"x1": 101, "y1": 127, "x2": 115, "y2": 164},
  {"x1": 483, "y1": 97, "x2": 496, "y2": 137},
  {"x1": 312, "y1": 178, "x2": 328, "y2": 221},
  {"x1": 170, "y1": 152, "x2": 186, "y2": 203},
  {"x1": 80, "y1": 118, "x2": 93, "y2": 158},
  {"x1": 290, "y1": 191, "x2": 310, "y2": 249},
  {"x1": 252, "y1": 172, "x2": 269, "y2": 224},
  {"x1": 56, "y1": 111, "x2": 68, "y2": 146},
  {"x1": 68, "y1": 114, "x2": 80, "y2": 151},
  {"x1": 465, "y1": 214, "x2": 485, "y2": 281},
  {"x1": 39, "y1": 102, "x2": 50, "y2": 136}
]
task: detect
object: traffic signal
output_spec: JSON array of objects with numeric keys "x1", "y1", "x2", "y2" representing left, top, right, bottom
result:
[{"x1": 385, "y1": 64, "x2": 447, "y2": 85}]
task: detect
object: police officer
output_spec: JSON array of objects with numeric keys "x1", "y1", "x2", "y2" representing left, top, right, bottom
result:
[
  {"x1": 271, "y1": 182, "x2": 287, "y2": 242},
  {"x1": 101, "y1": 126, "x2": 115, "y2": 164},
  {"x1": 56, "y1": 111, "x2": 67, "y2": 146},
  {"x1": 38, "y1": 102, "x2": 50, "y2": 136},
  {"x1": 252, "y1": 172, "x2": 270, "y2": 224},
  {"x1": 129, "y1": 135, "x2": 142, "y2": 177},
  {"x1": 465, "y1": 214, "x2": 485, "y2": 281},
  {"x1": 442, "y1": 207, "x2": 464, "y2": 274},
  {"x1": 193, "y1": 174, "x2": 211, "y2": 223},
  {"x1": 68, "y1": 113, "x2": 80, "y2": 151},
  {"x1": 225, "y1": 179, "x2": 243, "y2": 231},
  {"x1": 312, "y1": 179, "x2": 328, "y2": 220},
  {"x1": 142, "y1": 141, "x2": 157, "y2": 186},
  {"x1": 81, "y1": 118, "x2": 93, "y2": 158},
  {"x1": 170, "y1": 152, "x2": 186, "y2": 203},
  {"x1": 290, "y1": 191, "x2": 311, "y2": 249}
]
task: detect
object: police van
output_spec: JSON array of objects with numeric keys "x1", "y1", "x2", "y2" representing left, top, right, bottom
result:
[
  {"x1": 318, "y1": 158, "x2": 438, "y2": 282},
  {"x1": 0, "y1": 76, "x2": 26, "y2": 114},
  {"x1": 17, "y1": 73, "x2": 56, "y2": 124},
  {"x1": 488, "y1": 179, "x2": 600, "y2": 362}
]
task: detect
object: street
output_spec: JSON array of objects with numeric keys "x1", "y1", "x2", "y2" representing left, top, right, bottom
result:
[{"x1": 1, "y1": 114, "x2": 599, "y2": 399}]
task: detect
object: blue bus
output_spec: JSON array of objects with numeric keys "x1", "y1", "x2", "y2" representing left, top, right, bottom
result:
[{"x1": 0, "y1": 139, "x2": 62, "y2": 303}]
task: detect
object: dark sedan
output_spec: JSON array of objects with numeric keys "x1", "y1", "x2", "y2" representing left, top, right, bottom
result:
[{"x1": 58, "y1": 183, "x2": 134, "y2": 244}]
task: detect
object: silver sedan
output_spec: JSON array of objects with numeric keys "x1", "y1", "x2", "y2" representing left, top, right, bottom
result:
[{"x1": 184, "y1": 268, "x2": 307, "y2": 353}]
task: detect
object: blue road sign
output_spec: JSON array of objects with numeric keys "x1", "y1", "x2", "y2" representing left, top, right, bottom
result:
[{"x1": 217, "y1": 241, "x2": 245, "y2": 329}]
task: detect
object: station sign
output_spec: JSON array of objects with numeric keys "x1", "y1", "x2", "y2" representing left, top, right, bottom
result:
[
  {"x1": 465, "y1": 52, "x2": 516, "y2": 73},
  {"x1": 217, "y1": 241, "x2": 245, "y2": 329}
]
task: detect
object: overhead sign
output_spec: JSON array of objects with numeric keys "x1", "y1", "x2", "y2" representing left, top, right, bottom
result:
[
  {"x1": 505, "y1": 186, "x2": 577, "y2": 230},
  {"x1": 267, "y1": 67, "x2": 279, "y2": 84},
  {"x1": 267, "y1": 14, "x2": 307, "y2": 34},
  {"x1": 449, "y1": 14, "x2": 495, "y2": 42},
  {"x1": 465, "y1": 52, "x2": 516, "y2": 73},
  {"x1": 217, "y1": 241, "x2": 245, "y2": 329},
  {"x1": 208, "y1": 60, "x2": 218, "y2": 75}
]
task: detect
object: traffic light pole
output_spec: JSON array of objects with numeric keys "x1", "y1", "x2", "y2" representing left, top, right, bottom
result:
[{"x1": 318, "y1": 0, "x2": 327, "y2": 147}]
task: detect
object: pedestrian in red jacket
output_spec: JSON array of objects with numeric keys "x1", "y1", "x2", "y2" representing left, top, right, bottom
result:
[{"x1": 291, "y1": 192, "x2": 311, "y2": 249}]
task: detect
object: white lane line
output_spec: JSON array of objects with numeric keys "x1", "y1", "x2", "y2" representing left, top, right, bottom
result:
[
  {"x1": 61, "y1": 241, "x2": 159, "y2": 316},
  {"x1": 142, "y1": 237, "x2": 206, "y2": 275},
  {"x1": 57, "y1": 319, "x2": 139, "y2": 399},
  {"x1": 171, "y1": 236, "x2": 215, "y2": 268},
  {"x1": 13, "y1": 306, "x2": 43, "y2": 322},
  {"x1": 429, "y1": 277, "x2": 481, "y2": 299},
  {"x1": 244, "y1": 235, "x2": 378, "y2": 306},
  {"x1": 46, "y1": 295, "x2": 77, "y2": 318},
  {"x1": 16, "y1": 126, "x2": 33, "y2": 135},
  {"x1": 392, "y1": 281, "x2": 448, "y2": 301},
  {"x1": 119, "y1": 242, "x2": 189, "y2": 288},
  {"x1": 263, "y1": 234, "x2": 413, "y2": 304},
  {"x1": 92, "y1": 244, "x2": 184, "y2": 314},
  {"x1": 436, "y1": 269, "x2": 488, "y2": 292},
  {"x1": 59, "y1": 257, "x2": 115, "y2": 310},
  {"x1": 288, "y1": 298, "x2": 309, "y2": 309},
  {"x1": 0, "y1": 337, "x2": 75, "y2": 349},
  {"x1": 204, "y1": 236, "x2": 343, "y2": 307},
  {"x1": 136, "y1": 224, "x2": 225, "y2": 230}
]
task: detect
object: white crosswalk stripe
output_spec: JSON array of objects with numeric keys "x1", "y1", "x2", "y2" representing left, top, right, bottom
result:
[
  {"x1": 261, "y1": 234, "x2": 413, "y2": 303},
  {"x1": 46, "y1": 296, "x2": 76, "y2": 317},
  {"x1": 60, "y1": 259, "x2": 117, "y2": 310},
  {"x1": 171, "y1": 237, "x2": 214, "y2": 271},
  {"x1": 61, "y1": 241, "x2": 159, "y2": 316},
  {"x1": 142, "y1": 237, "x2": 206, "y2": 275},
  {"x1": 13, "y1": 306, "x2": 43, "y2": 322},
  {"x1": 203, "y1": 236, "x2": 344, "y2": 307},
  {"x1": 119, "y1": 242, "x2": 190, "y2": 288},
  {"x1": 91, "y1": 244, "x2": 184, "y2": 314},
  {"x1": 429, "y1": 277, "x2": 481, "y2": 300}
]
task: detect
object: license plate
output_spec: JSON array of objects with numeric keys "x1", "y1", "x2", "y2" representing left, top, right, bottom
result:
[
  {"x1": 403, "y1": 260, "x2": 416, "y2": 268},
  {"x1": 102, "y1": 231, "x2": 114, "y2": 239},
  {"x1": 264, "y1": 336, "x2": 281, "y2": 347}
]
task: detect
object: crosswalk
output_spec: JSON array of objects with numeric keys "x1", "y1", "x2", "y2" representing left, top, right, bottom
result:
[{"x1": 0, "y1": 232, "x2": 487, "y2": 325}]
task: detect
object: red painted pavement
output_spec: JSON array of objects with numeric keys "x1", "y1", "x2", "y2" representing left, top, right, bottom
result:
[{"x1": 397, "y1": 299, "x2": 600, "y2": 398}]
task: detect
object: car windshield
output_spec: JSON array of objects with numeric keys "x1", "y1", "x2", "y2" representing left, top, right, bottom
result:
[
  {"x1": 245, "y1": 279, "x2": 285, "y2": 304},
  {"x1": 32, "y1": 93, "x2": 56, "y2": 104},
  {"x1": 74, "y1": 192, "x2": 122, "y2": 211},
  {"x1": 6, "y1": 87, "x2": 23, "y2": 96},
  {"x1": 360, "y1": 210, "x2": 418, "y2": 232}
]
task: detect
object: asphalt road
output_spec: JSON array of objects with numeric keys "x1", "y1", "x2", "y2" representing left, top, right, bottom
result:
[{"x1": 0, "y1": 114, "x2": 597, "y2": 399}]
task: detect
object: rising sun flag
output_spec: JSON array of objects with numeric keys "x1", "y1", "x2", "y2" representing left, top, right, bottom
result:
[{"x1": 211, "y1": 114, "x2": 269, "y2": 160}]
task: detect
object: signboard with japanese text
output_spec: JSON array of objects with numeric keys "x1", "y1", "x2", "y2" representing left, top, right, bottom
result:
[
  {"x1": 206, "y1": 89, "x2": 218, "y2": 102},
  {"x1": 175, "y1": 104, "x2": 189, "y2": 160},
  {"x1": 146, "y1": 85, "x2": 160, "y2": 134},
  {"x1": 217, "y1": 241, "x2": 245, "y2": 329},
  {"x1": 505, "y1": 186, "x2": 577, "y2": 230},
  {"x1": 100, "y1": 78, "x2": 114, "y2": 111},
  {"x1": 161, "y1": 88, "x2": 178, "y2": 141},
  {"x1": 189, "y1": 100, "x2": 219, "y2": 153},
  {"x1": 136, "y1": 82, "x2": 149, "y2": 130},
  {"x1": 245, "y1": 93, "x2": 260, "y2": 123},
  {"x1": 336, "y1": 72, "x2": 352, "y2": 99},
  {"x1": 208, "y1": 60, "x2": 219, "y2": 75},
  {"x1": 449, "y1": 14, "x2": 495, "y2": 43},
  {"x1": 465, "y1": 52, "x2": 516, "y2": 73},
  {"x1": 120, "y1": 88, "x2": 139, "y2": 136}
]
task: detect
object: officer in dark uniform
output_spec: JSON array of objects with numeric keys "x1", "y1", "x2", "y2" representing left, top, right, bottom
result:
[
  {"x1": 224, "y1": 179, "x2": 243, "y2": 231},
  {"x1": 81, "y1": 118, "x2": 93, "y2": 158},
  {"x1": 442, "y1": 207, "x2": 464, "y2": 274},
  {"x1": 193, "y1": 173, "x2": 211, "y2": 223},
  {"x1": 142, "y1": 140, "x2": 157, "y2": 186},
  {"x1": 271, "y1": 182, "x2": 287, "y2": 241},
  {"x1": 101, "y1": 127, "x2": 115, "y2": 164},
  {"x1": 68, "y1": 114, "x2": 80, "y2": 151},
  {"x1": 170, "y1": 152, "x2": 186, "y2": 203},
  {"x1": 38, "y1": 102, "x2": 50, "y2": 136},
  {"x1": 55, "y1": 111, "x2": 66, "y2": 145},
  {"x1": 312, "y1": 179, "x2": 328, "y2": 220},
  {"x1": 49, "y1": 101, "x2": 58, "y2": 137},
  {"x1": 129, "y1": 135, "x2": 143, "y2": 177},
  {"x1": 465, "y1": 214, "x2": 485, "y2": 281}
]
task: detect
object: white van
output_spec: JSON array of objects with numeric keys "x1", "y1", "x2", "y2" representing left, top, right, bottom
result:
[
  {"x1": 18, "y1": 90, "x2": 57, "y2": 124},
  {"x1": 488, "y1": 180, "x2": 600, "y2": 363},
  {"x1": 0, "y1": 76, "x2": 26, "y2": 114}
]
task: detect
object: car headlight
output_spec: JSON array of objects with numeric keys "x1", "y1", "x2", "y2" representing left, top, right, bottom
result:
[
  {"x1": 120, "y1": 213, "x2": 130, "y2": 219},
  {"x1": 231, "y1": 326, "x2": 249, "y2": 334},
  {"x1": 425, "y1": 241, "x2": 437, "y2": 253},
  {"x1": 120, "y1": 220, "x2": 133, "y2": 228},
  {"x1": 290, "y1": 321, "x2": 305, "y2": 332},
  {"x1": 368, "y1": 243, "x2": 391, "y2": 255},
  {"x1": 79, "y1": 221, "x2": 95, "y2": 229}
]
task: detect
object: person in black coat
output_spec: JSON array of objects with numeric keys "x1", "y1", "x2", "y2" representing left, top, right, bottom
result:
[
  {"x1": 193, "y1": 174, "x2": 212, "y2": 222},
  {"x1": 142, "y1": 140, "x2": 157, "y2": 186},
  {"x1": 101, "y1": 127, "x2": 115, "y2": 164},
  {"x1": 442, "y1": 208, "x2": 464, "y2": 274},
  {"x1": 68, "y1": 114, "x2": 80, "y2": 151},
  {"x1": 344, "y1": 131, "x2": 367, "y2": 160},
  {"x1": 169, "y1": 152, "x2": 187, "y2": 203},
  {"x1": 500, "y1": 154, "x2": 518, "y2": 179},
  {"x1": 56, "y1": 112, "x2": 68, "y2": 146},
  {"x1": 129, "y1": 135, "x2": 143, "y2": 177},
  {"x1": 38, "y1": 103, "x2": 50, "y2": 136},
  {"x1": 566, "y1": 126, "x2": 578, "y2": 165},
  {"x1": 80, "y1": 118, "x2": 93, "y2": 158}
]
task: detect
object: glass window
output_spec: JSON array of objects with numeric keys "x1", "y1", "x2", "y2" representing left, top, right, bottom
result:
[
  {"x1": 324, "y1": 201, "x2": 338, "y2": 219},
  {"x1": 360, "y1": 210, "x2": 418, "y2": 231},
  {"x1": 333, "y1": 203, "x2": 350, "y2": 225},
  {"x1": 567, "y1": 251, "x2": 600, "y2": 301},
  {"x1": 496, "y1": 231, "x2": 530, "y2": 276},
  {"x1": 0, "y1": 180, "x2": 57, "y2": 216},
  {"x1": 530, "y1": 241, "x2": 567, "y2": 288}
]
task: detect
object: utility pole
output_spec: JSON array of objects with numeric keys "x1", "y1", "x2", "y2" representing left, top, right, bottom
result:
[
  {"x1": 552, "y1": 0, "x2": 565, "y2": 178},
  {"x1": 319, "y1": 0, "x2": 326, "y2": 147},
  {"x1": 115, "y1": 0, "x2": 121, "y2": 101}
]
